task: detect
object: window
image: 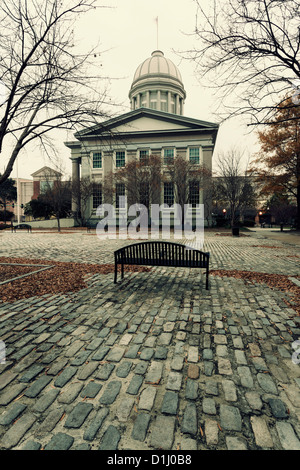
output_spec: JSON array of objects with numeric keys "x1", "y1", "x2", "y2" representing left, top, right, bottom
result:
[
  {"x1": 116, "y1": 183, "x2": 126, "y2": 208},
  {"x1": 149, "y1": 91, "x2": 157, "y2": 110},
  {"x1": 40, "y1": 180, "x2": 54, "y2": 194},
  {"x1": 92, "y1": 152, "x2": 102, "y2": 169},
  {"x1": 189, "y1": 147, "x2": 200, "y2": 164},
  {"x1": 164, "y1": 182, "x2": 174, "y2": 206},
  {"x1": 160, "y1": 92, "x2": 168, "y2": 112},
  {"x1": 170, "y1": 94, "x2": 175, "y2": 113},
  {"x1": 139, "y1": 182, "x2": 150, "y2": 208},
  {"x1": 189, "y1": 181, "x2": 200, "y2": 207},
  {"x1": 141, "y1": 93, "x2": 147, "y2": 108},
  {"x1": 92, "y1": 183, "x2": 102, "y2": 209},
  {"x1": 139, "y1": 149, "x2": 149, "y2": 163},
  {"x1": 116, "y1": 151, "x2": 125, "y2": 168},
  {"x1": 164, "y1": 148, "x2": 174, "y2": 165}
]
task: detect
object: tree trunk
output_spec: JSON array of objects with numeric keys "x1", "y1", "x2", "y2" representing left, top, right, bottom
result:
[{"x1": 297, "y1": 182, "x2": 300, "y2": 230}]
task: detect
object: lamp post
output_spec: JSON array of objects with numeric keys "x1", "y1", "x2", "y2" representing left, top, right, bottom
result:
[
  {"x1": 258, "y1": 211, "x2": 264, "y2": 228},
  {"x1": 16, "y1": 156, "x2": 20, "y2": 224},
  {"x1": 222, "y1": 208, "x2": 227, "y2": 223}
]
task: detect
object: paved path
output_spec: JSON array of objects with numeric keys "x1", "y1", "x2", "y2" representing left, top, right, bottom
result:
[
  {"x1": 0, "y1": 229, "x2": 300, "y2": 451},
  {"x1": 247, "y1": 226, "x2": 300, "y2": 246}
]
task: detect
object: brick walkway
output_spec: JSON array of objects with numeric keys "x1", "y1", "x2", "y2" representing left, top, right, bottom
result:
[{"x1": 0, "y1": 229, "x2": 299, "y2": 450}]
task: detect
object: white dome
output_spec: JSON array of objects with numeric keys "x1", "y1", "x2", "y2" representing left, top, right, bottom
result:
[
  {"x1": 132, "y1": 50, "x2": 183, "y2": 85},
  {"x1": 129, "y1": 50, "x2": 186, "y2": 115}
]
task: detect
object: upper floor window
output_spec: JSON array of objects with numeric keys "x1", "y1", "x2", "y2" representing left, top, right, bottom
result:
[
  {"x1": 189, "y1": 147, "x2": 200, "y2": 164},
  {"x1": 92, "y1": 152, "x2": 102, "y2": 169},
  {"x1": 139, "y1": 149, "x2": 149, "y2": 163},
  {"x1": 116, "y1": 151, "x2": 125, "y2": 168},
  {"x1": 163, "y1": 148, "x2": 174, "y2": 165}
]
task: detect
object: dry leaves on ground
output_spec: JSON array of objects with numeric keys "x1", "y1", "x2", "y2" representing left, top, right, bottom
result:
[
  {"x1": 0, "y1": 264, "x2": 40, "y2": 283},
  {"x1": 0, "y1": 257, "x2": 150, "y2": 303}
]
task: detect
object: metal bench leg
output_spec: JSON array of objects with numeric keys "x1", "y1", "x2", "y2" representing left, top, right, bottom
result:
[
  {"x1": 121, "y1": 262, "x2": 124, "y2": 279},
  {"x1": 114, "y1": 262, "x2": 118, "y2": 283}
]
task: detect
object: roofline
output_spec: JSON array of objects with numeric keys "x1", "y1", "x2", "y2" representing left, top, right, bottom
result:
[
  {"x1": 31, "y1": 166, "x2": 62, "y2": 177},
  {"x1": 77, "y1": 127, "x2": 219, "y2": 142},
  {"x1": 74, "y1": 108, "x2": 219, "y2": 139},
  {"x1": 64, "y1": 140, "x2": 82, "y2": 149}
]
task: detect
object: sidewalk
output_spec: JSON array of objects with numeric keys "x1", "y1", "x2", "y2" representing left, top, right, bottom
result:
[
  {"x1": 0, "y1": 230, "x2": 299, "y2": 451},
  {"x1": 247, "y1": 226, "x2": 300, "y2": 246}
]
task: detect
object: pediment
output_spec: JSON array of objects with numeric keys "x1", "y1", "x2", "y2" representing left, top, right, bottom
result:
[
  {"x1": 108, "y1": 115, "x2": 190, "y2": 133},
  {"x1": 75, "y1": 109, "x2": 218, "y2": 139},
  {"x1": 31, "y1": 166, "x2": 61, "y2": 178}
]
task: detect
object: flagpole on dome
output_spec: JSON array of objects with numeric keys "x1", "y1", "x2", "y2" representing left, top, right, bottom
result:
[{"x1": 155, "y1": 16, "x2": 159, "y2": 50}]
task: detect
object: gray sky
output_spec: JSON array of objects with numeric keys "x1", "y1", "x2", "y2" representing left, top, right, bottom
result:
[{"x1": 8, "y1": 0, "x2": 259, "y2": 181}]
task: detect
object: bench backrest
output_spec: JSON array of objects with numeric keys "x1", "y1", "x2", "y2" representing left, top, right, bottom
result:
[{"x1": 114, "y1": 241, "x2": 209, "y2": 268}]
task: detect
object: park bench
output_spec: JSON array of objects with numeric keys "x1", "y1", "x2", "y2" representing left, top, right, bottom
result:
[
  {"x1": 12, "y1": 224, "x2": 32, "y2": 233},
  {"x1": 114, "y1": 241, "x2": 210, "y2": 289}
]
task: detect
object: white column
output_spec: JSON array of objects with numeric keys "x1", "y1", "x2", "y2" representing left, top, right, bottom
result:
[
  {"x1": 168, "y1": 91, "x2": 172, "y2": 113},
  {"x1": 71, "y1": 157, "x2": 80, "y2": 213},
  {"x1": 176, "y1": 94, "x2": 180, "y2": 115}
]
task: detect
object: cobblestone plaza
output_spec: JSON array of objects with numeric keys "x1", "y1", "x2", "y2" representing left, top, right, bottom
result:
[{"x1": 0, "y1": 228, "x2": 299, "y2": 450}]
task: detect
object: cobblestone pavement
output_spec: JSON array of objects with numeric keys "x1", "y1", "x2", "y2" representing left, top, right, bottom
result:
[{"x1": 0, "y1": 229, "x2": 300, "y2": 451}]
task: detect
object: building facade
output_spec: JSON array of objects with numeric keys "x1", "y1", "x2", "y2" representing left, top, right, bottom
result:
[
  {"x1": 31, "y1": 166, "x2": 62, "y2": 200},
  {"x1": 7, "y1": 167, "x2": 62, "y2": 223},
  {"x1": 65, "y1": 50, "x2": 219, "y2": 225}
]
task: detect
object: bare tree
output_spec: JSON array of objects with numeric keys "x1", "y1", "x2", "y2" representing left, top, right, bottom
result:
[
  {"x1": 214, "y1": 150, "x2": 257, "y2": 228},
  {"x1": 34, "y1": 166, "x2": 71, "y2": 232},
  {"x1": 71, "y1": 176, "x2": 96, "y2": 226},
  {"x1": 165, "y1": 155, "x2": 210, "y2": 225},
  {"x1": 202, "y1": 174, "x2": 216, "y2": 227},
  {"x1": 42, "y1": 177, "x2": 72, "y2": 232},
  {"x1": 104, "y1": 155, "x2": 162, "y2": 210},
  {"x1": 186, "y1": 0, "x2": 300, "y2": 125},
  {"x1": 0, "y1": 0, "x2": 111, "y2": 186},
  {"x1": 0, "y1": 175, "x2": 17, "y2": 224}
]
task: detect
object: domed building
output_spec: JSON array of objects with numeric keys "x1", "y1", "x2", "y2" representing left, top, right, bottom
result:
[
  {"x1": 129, "y1": 50, "x2": 186, "y2": 115},
  {"x1": 65, "y1": 50, "x2": 219, "y2": 227}
]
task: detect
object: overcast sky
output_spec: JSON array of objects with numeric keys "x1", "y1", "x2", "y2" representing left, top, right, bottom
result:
[{"x1": 9, "y1": 0, "x2": 260, "y2": 181}]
